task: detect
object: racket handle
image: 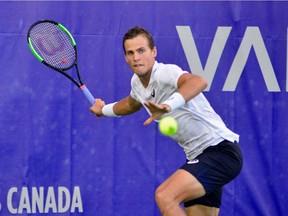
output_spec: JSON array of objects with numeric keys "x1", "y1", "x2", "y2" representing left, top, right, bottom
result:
[{"x1": 80, "y1": 85, "x2": 95, "y2": 105}]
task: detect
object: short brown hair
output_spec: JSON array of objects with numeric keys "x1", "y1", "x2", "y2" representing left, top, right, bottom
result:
[{"x1": 122, "y1": 26, "x2": 155, "y2": 53}]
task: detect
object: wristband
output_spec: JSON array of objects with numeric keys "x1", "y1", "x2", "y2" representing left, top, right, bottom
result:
[
  {"x1": 102, "y1": 102, "x2": 119, "y2": 117},
  {"x1": 163, "y1": 92, "x2": 185, "y2": 111}
]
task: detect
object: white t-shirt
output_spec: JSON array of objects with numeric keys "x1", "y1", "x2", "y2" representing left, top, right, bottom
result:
[{"x1": 130, "y1": 61, "x2": 239, "y2": 160}]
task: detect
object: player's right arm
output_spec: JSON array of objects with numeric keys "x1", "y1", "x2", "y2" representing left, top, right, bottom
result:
[
  {"x1": 113, "y1": 95, "x2": 142, "y2": 115},
  {"x1": 90, "y1": 95, "x2": 142, "y2": 117}
]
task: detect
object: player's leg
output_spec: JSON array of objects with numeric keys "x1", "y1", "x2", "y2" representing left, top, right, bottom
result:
[
  {"x1": 155, "y1": 169, "x2": 205, "y2": 216},
  {"x1": 184, "y1": 188, "x2": 223, "y2": 216},
  {"x1": 185, "y1": 205, "x2": 220, "y2": 216},
  {"x1": 182, "y1": 140, "x2": 242, "y2": 216},
  {"x1": 155, "y1": 140, "x2": 242, "y2": 216}
]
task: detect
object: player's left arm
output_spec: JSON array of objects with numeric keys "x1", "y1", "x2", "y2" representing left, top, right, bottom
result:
[
  {"x1": 143, "y1": 73, "x2": 207, "y2": 126},
  {"x1": 176, "y1": 73, "x2": 208, "y2": 101}
]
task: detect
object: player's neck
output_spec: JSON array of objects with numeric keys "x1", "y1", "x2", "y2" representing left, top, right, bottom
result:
[{"x1": 139, "y1": 70, "x2": 152, "y2": 88}]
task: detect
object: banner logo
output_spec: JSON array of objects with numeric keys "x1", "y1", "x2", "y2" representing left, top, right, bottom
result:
[
  {"x1": 176, "y1": 26, "x2": 283, "y2": 92},
  {"x1": 3, "y1": 186, "x2": 83, "y2": 214}
]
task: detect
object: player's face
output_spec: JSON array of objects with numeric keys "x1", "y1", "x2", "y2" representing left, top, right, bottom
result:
[{"x1": 124, "y1": 35, "x2": 157, "y2": 79}]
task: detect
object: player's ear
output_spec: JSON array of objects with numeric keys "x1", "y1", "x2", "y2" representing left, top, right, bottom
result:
[
  {"x1": 124, "y1": 54, "x2": 129, "y2": 63},
  {"x1": 152, "y1": 46, "x2": 157, "y2": 58}
]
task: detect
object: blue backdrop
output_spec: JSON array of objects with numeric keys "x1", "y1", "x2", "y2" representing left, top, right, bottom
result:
[{"x1": 0, "y1": 1, "x2": 287, "y2": 215}]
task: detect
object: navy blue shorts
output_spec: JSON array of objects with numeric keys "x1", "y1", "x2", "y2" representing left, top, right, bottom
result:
[{"x1": 180, "y1": 140, "x2": 243, "y2": 208}]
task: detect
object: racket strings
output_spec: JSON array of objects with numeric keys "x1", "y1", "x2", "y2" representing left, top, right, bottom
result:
[{"x1": 29, "y1": 22, "x2": 76, "y2": 70}]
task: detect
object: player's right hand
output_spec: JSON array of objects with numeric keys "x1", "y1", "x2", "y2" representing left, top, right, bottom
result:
[{"x1": 89, "y1": 98, "x2": 105, "y2": 117}]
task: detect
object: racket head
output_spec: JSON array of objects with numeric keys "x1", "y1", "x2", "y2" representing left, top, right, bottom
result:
[{"x1": 27, "y1": 20, "x2": 77, "y2": 71}]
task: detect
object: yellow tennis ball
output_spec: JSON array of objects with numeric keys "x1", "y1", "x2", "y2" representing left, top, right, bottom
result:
[{"x1": 159, "y1": 116, "x2": 178, "y2": 136}]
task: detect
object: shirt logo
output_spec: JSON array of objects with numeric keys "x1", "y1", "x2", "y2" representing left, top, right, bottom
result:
[
  {"x1": 151, "y1": 89, "x2": 155, "y2": 97},
  {"x1": 187, "y1": 159, "x2": 199, "y2": 164}
]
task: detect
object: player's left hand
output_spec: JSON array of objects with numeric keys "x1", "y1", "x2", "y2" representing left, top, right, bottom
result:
[{"x1": 143, "y1": 101, "x2": 171, "y2": 126}]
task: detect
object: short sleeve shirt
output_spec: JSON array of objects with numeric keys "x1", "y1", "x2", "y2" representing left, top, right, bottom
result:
[{"x1": 130, "y1": 61, "x2": 239, "y2": 160}]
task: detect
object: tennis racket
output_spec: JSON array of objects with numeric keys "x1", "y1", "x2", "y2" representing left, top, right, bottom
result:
[{"x1": 27, "y1": 19, "x2": 95, "y2": 105}]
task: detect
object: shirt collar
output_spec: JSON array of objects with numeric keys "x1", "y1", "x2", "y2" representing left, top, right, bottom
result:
[{"x1": 152, "y1": 61, "x2": 159, "y2": 74}]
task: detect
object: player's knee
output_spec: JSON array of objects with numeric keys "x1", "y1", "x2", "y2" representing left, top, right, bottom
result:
[
  {"x1": 155, "y1": 186, "x2": 177, "y2": 208},
  {"x1": 155, "y1": 186, "x2": 164, "y2": 205},
  {"x1": 155, "y1": 191, "x2": 180, "y2": 214}
]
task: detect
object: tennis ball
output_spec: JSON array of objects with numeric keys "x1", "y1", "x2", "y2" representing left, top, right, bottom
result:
[{"x1": 159, "y1": 116, "x2": 178, "y2": 136}]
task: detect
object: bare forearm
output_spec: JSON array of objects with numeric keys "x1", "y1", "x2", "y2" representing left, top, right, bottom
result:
[
  {"x1": 177, "y1": 73, "x2": 208, "y2": 102},
  {"x1": 113, "y1": 96, "x2": 142, "y2": 116}
]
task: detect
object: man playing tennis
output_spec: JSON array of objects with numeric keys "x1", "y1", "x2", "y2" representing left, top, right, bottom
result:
[{"x1": 90, "y1": 26, "x2": 243, "y2": 216}]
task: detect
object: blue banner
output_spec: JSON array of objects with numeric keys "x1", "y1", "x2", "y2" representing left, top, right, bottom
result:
[{"x1": 0, "y1": 1, "x2": 287, "y2": 215}]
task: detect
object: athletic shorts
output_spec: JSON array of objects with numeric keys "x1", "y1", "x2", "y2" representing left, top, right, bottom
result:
[{"x1": 180, "y1": 140, "x2": 243, "y2": 208}]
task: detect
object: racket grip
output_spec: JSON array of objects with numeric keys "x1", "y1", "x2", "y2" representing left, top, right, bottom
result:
[{"x1": 80, "y1": 85, "x2": 95, "y2": 105}]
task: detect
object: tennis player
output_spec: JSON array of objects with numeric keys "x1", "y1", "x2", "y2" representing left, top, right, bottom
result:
[{"x1": 90, "y1": 26, "x2": 243, "y2": 216}]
